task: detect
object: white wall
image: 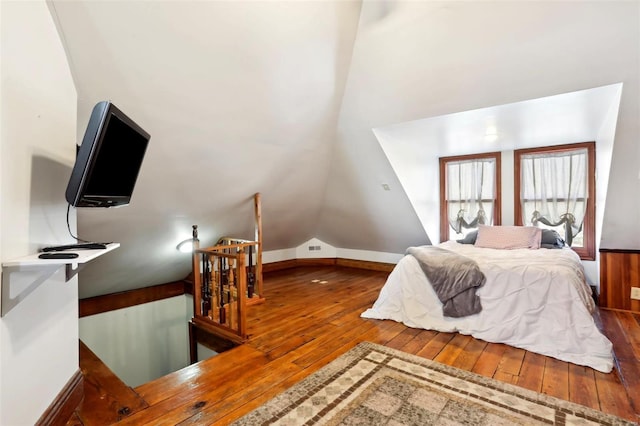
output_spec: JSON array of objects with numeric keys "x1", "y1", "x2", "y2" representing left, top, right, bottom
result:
[
  {"x1": 79, "y1": 295, "x2": 192, "y2": 387},
  {"x1": 295, "y1": 237, "x2": 337, "y2": 259},
  {"x1": 321, "y1": 1, "x2": 640, "y2": 255},
  {"x1": 0, "y1": 1, "x2": 78, "y2": 424},
  {"x1": 266, "y1": 239, "x2": 405, "y2": 264},
  {"x1": 262, "y1": 247, "x2": 297, "y2": 264}
]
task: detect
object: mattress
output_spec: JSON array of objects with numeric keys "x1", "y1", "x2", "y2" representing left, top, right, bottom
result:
[{"x1": 361, "y1": 241, "x2": 614, "y2": 372}]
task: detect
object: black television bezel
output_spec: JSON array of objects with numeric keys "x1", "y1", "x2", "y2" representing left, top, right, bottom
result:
[{"x1": 65, "y1": 101, "x2": 150, "y2": 208}]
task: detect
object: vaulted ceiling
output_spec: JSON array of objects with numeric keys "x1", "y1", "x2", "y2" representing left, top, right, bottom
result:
[{"x1": 48, "y1": 1, "x2": 640, "y2": 298}]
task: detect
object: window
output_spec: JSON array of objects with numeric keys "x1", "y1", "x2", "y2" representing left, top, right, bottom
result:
[
  {"x1": 439, "y1": 152, "x2": 501, "y2": 242},
  {"x1": 514, "y1": 142, "x2": 595, "y2": 260}
]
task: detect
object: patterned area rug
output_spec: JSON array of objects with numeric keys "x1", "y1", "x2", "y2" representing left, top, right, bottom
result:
[{"x1": 232, "y1": 342, "x2": 634, "y2": 426}]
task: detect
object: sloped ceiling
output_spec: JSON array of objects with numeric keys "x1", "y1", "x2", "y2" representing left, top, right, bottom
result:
[
  {"x1": 48, "y1": 0, "x2": 640, "y2": 298},
  {"x1": 49, "y1": 1, "x2": 367, "y2": 297}
]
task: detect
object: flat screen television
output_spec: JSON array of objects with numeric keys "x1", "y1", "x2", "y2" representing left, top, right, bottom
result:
[{"x1": 65, "y1": 101, "x2": 150, "y2": 207}]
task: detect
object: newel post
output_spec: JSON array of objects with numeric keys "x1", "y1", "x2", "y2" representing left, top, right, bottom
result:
[{"x1": 189, "y1": 224, "x2": 201, "y2": 363}]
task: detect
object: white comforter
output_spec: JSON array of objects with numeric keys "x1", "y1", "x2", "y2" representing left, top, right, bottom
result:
[{"x1": 361, "y1": 241, "x2": 614, "y2": 372}]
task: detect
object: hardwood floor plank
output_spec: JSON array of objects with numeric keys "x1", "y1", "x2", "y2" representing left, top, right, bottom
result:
[
  {"x1": 76, "y1": 341, "x2": 148, "y2": 425},
  {"x1": 450, "y1": 337, "x2": 487, "y2": 371},
  {"x1": 73, "y1": 266, "x2": 640, "y2": 424},
  {"x1": 121, "y1": 353, "x2": 289, "y2": 425},
  {"x1": 594, "y1": 369, "x2": 638, "y2": 422},
  {"x1": 290, "y1": 316, "x2": 376, "y2": 368},
  {"x1": 247, "y1": 280, "x2": 380, "y2": 350},
  {"x1": 416, "y1": 331, "x2": 456, "y2": 360},
  {"x1": 65, "y1": 412, "x2": 83, "y2": 426},
  {"x1": 493, "y1": 346, "x2": 525, "y2": 385},
  {"x1": 135, "y1": 344, "x2": 268, "y2": 405},
  {"x1": 493, "y1": 345, "x2": 525, "y2": 382},
  {"x1": 124, "y1": 362, "x2": 300, "y2": 426},
  {"x1": 493, "y1": 371, "x2": 518, "y2": 384},
  {"x1": 615, "y1": 310, "x2": 640, "y2": 361},
  {"x1": 264, "y1": 334, "x2": 316, "y2": 360},
  {"x1": 211, "y1": 340, "x2": 366, "y2": 426},
  {"x1": 433, "y1": 333, "x2": 472, "y2": 366},
  {"x1": 472, "y1": 342, "x2": 507, "y2": 378},
  {"x1": 400, "y1": 329, "x2": 439, "y2": 355},
  {"x1": 516, "y1": 351, "x2": 546, "y2": 393},
  {"x1": 541, "y1": 357, "x2": 569, "y2": 400},
  {"x1": 600, "y1": 309, "x2": 640, "y2": 417},
  {"x1": 358, "y1": 318, "x2": 409, "y2": 346},
  {"x1": 174, "y1": 360, "x2": 305, "y2": 426},
  {"x1": 385, "y1": 326, "x2": 422, "y2": 350},
  {"x1": 568, "y1": 363, "x2": 599, "y2": 410}
]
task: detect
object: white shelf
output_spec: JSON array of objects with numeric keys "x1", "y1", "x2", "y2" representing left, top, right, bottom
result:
[
  {"x1": 1, "y1": 243, "x2": 120, "y2": 317},
  {"x1": 2, "y1": 243, "x2": 120, "y2": 268}
]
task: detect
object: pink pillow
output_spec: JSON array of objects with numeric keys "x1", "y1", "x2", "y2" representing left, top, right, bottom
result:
[{"x1": 474, "y1": 225, "x2": 541, "y2": 249}]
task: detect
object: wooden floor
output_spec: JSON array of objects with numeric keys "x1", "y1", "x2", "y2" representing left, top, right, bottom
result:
[{"x1": 72, "y1": 266, "x2": 640, "y2": 425}]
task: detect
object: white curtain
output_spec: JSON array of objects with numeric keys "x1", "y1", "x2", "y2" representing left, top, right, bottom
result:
[
  {"x1": 520, "y1": 148, "x2": 588, "y2": 244},
  {"x1": 446, "y1": 159, "x2": 495, "y2": 236}
]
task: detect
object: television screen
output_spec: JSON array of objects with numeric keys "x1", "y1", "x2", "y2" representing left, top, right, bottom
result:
[{"x1": 66, "y1": 101, "x2": 150, "y2": 207}]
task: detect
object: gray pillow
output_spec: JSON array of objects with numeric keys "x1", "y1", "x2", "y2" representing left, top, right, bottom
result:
[
  {"x1": 540, "y1": 229, "x2": 565, "y2": 248},
  {"x1": 456, "y1": 230, "x2": 478, "y2": 244}
]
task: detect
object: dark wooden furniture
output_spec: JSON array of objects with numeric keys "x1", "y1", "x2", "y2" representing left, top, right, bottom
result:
[{"x1": 599, "y1": 248, "x2": 640, "y2": 312}]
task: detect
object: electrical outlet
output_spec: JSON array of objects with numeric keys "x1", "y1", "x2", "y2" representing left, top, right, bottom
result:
[{"x1": 631, "y1": 287, "x2": 640, "y2": 300}]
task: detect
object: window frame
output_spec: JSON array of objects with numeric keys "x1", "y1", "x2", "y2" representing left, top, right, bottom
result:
[
  {"x1": 514, "y1": 142, "x2": 596, "y2": 260},
  {"x1": 439, "y1": 152, "x2": 502, "y2": 242}
]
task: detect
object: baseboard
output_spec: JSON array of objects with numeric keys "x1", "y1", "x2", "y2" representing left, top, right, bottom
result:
[
  {"x1": 262, "y1": 259, "x2": 303, "y2": 272},
  {"x1": 263, "y1": 257, "x2": 395, "y2": 273},
  {"x1": 35, "y1": 369, "x2": 84, "y2": 426},
  {"x1": 600, "y1": 307, "x2": 640, "y2": 314},
  {"x1": 295, "y1": 258, "x2": 337, "y2": 267},
  {"x1": 335, "y1": 258, "x2": 395, "y2": 272}
]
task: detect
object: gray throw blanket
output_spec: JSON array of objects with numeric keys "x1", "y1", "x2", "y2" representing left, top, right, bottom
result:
[{"x1": 406, "y1": 246, "x2": 485, "y2": 318}]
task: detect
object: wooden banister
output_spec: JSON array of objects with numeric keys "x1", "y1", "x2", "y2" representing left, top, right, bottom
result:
[{"x1": 188, "y1": 193, "x2": 264, "y2": 362}]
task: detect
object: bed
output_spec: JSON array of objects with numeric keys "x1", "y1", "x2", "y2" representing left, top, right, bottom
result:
[{"x1": 361, "y1": 234, "x2": 614, "y2": 373}]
